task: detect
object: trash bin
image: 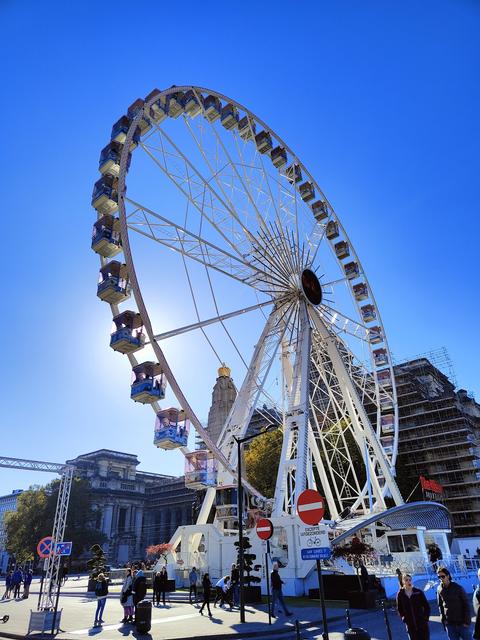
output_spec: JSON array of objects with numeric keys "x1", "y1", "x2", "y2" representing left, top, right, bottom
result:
[
  {"x1": 135, "y1": 599, "x2": 152, "y2": 634},
  {"x1": 344, "y1": 628, "x2": 371, "y2": 640}
]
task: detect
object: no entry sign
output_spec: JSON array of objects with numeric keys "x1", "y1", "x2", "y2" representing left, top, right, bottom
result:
[
  {"x1": 256, "y1": 518, "x2": 274, "y2": 541},
  {"x1": 297, "y1": 489, "x2": 325, "y2": 526}
]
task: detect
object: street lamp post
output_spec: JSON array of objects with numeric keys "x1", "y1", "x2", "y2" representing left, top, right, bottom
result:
[{"x1": 234, "y1": 425, "x2": 277, "y2": 624}]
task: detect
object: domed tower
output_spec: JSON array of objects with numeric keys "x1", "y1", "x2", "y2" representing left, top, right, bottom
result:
[{"x1": 206, "y1": 364, "x2": 237, "y2": 445}]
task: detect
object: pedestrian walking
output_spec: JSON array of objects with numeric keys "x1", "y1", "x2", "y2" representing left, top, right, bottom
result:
[
  {"x1": 11, "y1": 568, "x2": 22, "y2": 599},
  {"x1": 270, "y1": 562, "x2": 292, "y2": 617},
  {"x1": 93, "y1": 573, "x2": 109, "y2": 627},
  {"x1": 473, "y1": 568, "x2": 480, "y2": 640},
  {"x1": 437, "y1": 567, "x2": 471, "y2": 640},
  {"x1": 120, "y1": 568, "x2": 134, "y2": 624},
  {"x1": 132, "y1": 568, "x2": 147, "y2": 621},
  {"x1": 397, "y1": 573, "x2": 431, "y2": 640},
  {"x1": 214, "y1": 576, "x2": 232, "y2": 608},
  {"x1": 230, "y1": 563, "x2": 240, "y2": 607},
  {"x1": 2, "y1": 571, "x2": 12, "y2": 599},
  {"x1": 22, "y1": 570, "x2": 33, "y2": 599},
  {"x1": 154, "y1": 567, "x2": 168, "y2": 606},
  {"x1": 189, "y1": 566, "x2": 198, "y2": 604},
  {"x1": 199, "y1": 573, "x2": 213, "y2": 617}
]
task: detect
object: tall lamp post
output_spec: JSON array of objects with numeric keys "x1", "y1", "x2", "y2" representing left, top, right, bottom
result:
[{"x1": 234, "y1": 425, "x2": 277, "y2": 624}]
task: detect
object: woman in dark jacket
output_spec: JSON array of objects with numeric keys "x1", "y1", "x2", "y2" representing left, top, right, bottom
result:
[
  {"x1": 132, "y1": 569, "x2": 147, "y2": 620},
  {"x1": 199, "y1": 573, "x2": 212, "y2": 617},
  {"x1": 154, "y1": 567, "x2": 168, "y2": 606},
  {"x1": 93, "y1": 573, "x2": 109, "y2": 627},
  {"x1": 397, "y1": 574, "x2": 430, "y2": 640}
]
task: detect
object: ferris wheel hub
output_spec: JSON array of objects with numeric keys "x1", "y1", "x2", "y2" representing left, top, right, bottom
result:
[{"x1": 301, "y1": 268, "x2": 322, "y2": 306}]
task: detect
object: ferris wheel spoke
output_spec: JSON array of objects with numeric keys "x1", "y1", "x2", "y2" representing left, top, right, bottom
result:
[{"x1": 315, "y1": 304, "x2": 369, "y2": 342}]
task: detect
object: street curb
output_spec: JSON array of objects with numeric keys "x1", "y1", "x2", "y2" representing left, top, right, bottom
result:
[{"x1": 0, "y1": 613, "x2": 345, "y2": 640}]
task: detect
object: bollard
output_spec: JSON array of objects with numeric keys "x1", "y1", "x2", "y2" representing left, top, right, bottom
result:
[
  {"x1": 381, "y1": 600, "x2": 393, "y2": 640},
  {"x1": 295, "y1": 618, "x2": 302, "y2": 639},
  {"x1": 343, "y1": 628, "x2": 371, "y2": 639}
]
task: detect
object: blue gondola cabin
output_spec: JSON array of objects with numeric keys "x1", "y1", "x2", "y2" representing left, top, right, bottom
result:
[
  {"x1": 361, "y1": 304, "x2": 376, "y2": 323},
  {"x1": 183, "y1": 90, "x2": 202, "y2": 118},
  {"x1": 154, "y1": 408, "x2": 189, "y2": 449},
  {"x1": 97, "y1": 261, "x2": 130, "y2": 304},
  {"x1": 91, "y1": 215, "x2": 122, "y2": 258},
  {"x1": 184, "y1": 451, "x2": 217, "y2": 489},
  {"x1": 98, "y1": 141, "x2": 131, "y2": 177},
  {"x1": 92, "y1": 175, "x2": 119, "y2": 216},
  {"x1": 131, "y1": 362, "x2": 166, "y2": 404},
  {"x1": 221, "y1": 103, "x2": 239, "y2": 130},
  {"x1": 110, "y1": 310, "x2": 145, "y2": 354}
]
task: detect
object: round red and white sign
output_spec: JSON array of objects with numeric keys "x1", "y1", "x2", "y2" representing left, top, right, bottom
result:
[
  {"x1": 256, "y1": 518, "x2": 274, "y2": 541},
  {"x1": 297, "y1": 489, "x2": 325, "y2": 526}
]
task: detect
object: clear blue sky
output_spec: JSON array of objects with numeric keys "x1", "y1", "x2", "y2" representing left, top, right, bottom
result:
[{"x1": 1, "y1": 0, "x2": 479, "y2": 496}]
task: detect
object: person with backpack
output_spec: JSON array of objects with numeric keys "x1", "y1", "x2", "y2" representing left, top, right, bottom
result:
[
  {"x1": 473, "y1": 568, "x2": 480, "y2": 640},
  {"x1": 93, "y1": 573, "x2": 109, "y2": 627}
]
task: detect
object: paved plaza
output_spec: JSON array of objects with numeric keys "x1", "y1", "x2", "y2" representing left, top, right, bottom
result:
[{"x1": 0, "y1": 577, "x2": 469, "y2": 640}]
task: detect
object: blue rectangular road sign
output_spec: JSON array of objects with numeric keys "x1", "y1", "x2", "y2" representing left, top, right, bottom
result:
[
  {"x1": 55, "y1": 542, "x2": 72, "y2": 556},
  {"x1": 301, "y1": 547, "x2": 332, "y2": 561}
]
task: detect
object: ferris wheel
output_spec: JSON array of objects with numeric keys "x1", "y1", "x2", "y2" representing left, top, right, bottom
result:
[{"x1": 91, "y1": 85, "x2": 403, "y2": 527}]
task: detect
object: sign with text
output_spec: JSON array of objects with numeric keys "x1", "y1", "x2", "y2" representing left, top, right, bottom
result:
[{"x1": 301, "y1": 547, "x2": 332, "y2": 560}]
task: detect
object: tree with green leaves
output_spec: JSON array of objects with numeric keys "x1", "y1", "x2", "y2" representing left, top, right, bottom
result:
[{"x1": 244, "y1": 429, "x2": 283, "y2": 497}]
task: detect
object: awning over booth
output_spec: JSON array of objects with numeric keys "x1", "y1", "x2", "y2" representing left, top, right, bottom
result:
[{"x1": 332, "y1": 501, "x2": 451, "y2": 545}]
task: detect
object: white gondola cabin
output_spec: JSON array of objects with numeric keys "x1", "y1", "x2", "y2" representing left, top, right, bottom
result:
[
  {"x1": 215, "y1": 486, "x2": 239, "y2": 523},
  {"x1": 131, "y1": 362, "x2": 166, "y2": 404},
  {"x1": 110, "y1": 310, "x2": 145, "y2": 354},
  {"x1": 285, "y1": 163, "x2": 302, "y2": 184},
  {"x1": 221, "y1": 103, "x2": 239, "y2": 130},
  {"x1": 255, "y1": 130, "x2": 273, "y2": 154},
  {"x1": 381, "y1": 414, "x2": 394, "y2": 434},
  {"x1": 326, "y1": 220, "x2": 339, "y2": 240},
  {"x1": 238, "y1": 116, "x2": 256, "y2": 140},
  {"x1": 312, "y1": 200, "x2": 328, "y2": 222},
  {"x1": 97, "y1": 261, "x2": 130, "y2": 304},
  {"x1": 146, "y1": 89, "x2": 168, "y2": 124},
  {"x1": 127, "y1": 98, "x2": 151, "y2": 135},
  {"x1": 154, "y1": 408, "x2": 189, "y2": 449},
  {"x1": 99, "y1": 141, "x2": 130, "y2": 177},
  {"x1": 361, "y1": 304, "x2": 376, "y2": 323},
  {"x1": 373, "y1": 348, "x2": 388, "y2": 366},
  {"x1": 299, "y1": 181, "x2": 315, "y2": 202},
  {"x1": 353, "y1": 282, "x2": 368, "y2": 301},
  {"x1": 368, "y1": 326, "x2": 383, "y2": 344},
  {"x1": 377, "y1": 369, "x2": 392, "y2": 387},
  {"x1": 183, "y1": 90, "x2": 202, "y2": 118},
  {"x1": 184, "y1": 450, "x2": 217, "y2": 489},
  {"x1": 92, "y1": 175, "x2": 119, "y2": 215},
  {"x1": 204, "y1": 94, "x2": 222, "y2": 122},
  {"x1": 91, "y1": 214, "x2": 122, "y2": 258},
  {"x1": 344, "y1": 261, "x2": 359, "y2": 280},
  {"x1": 334, "y1": 241, "x2": 350, "y2": 260},
  {"x1": 380, "y1": 435, "x2": 394, "y2": 455},
  {"x1": 270, "y1": 146, "x2": 287, "y2": 168}
]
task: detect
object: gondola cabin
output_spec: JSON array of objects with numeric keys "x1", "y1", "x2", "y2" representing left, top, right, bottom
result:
[
  {"x1": 183, "y1": 90, "x2": 202, "y2": 118},
  {"x1": 344, "y1": 261, "x2": 359, "y2": 280},
  {"x1": 373, "y1": 348, "x2": 388, "y2": 366},
  {"x1": 377, "y1": 369, "x2": 392, "y2": 387},
  {"x1": 131, "y1": 362, "x2": 166, "y2": 404},
  {"x1": 91, "y1": 215, "x2": 122, "y2": 258},
  {"x1": 221, "y1": 103, "x2": 239, "y2": 130},
  {"x1": 204, "y1": 95, "x2": 222, "y2": 122},
  {"x1": 270, "y1": 146, "x2": 287, "y2": 168},
  {"x1": 110, "y1": 310, "x2": 145, "y2": 354},
  {"x1": 146, "y1": 90, "x2": 168, "y2": 124},
  {"x1": 127, "y1": 98, "x2": 151, "y2": 135},
  {"x1": 184, "y1": 450, "x2": 217, "y2": 489},
  {"x1": 167, "y1": 92, "x2": 184, "y2": 118},
  {"x1": 312, "y1": 200, "x2": 328, "y2": 222},
  {"x1": 353, "y1": 282, "x2": 368, "y2": 301},
  {"x1": 361, "y1": 304, "x2": 376, "y2": 323},
  {"x1": 381, "y1": 414, "x2": 394, "y2": 434},
  {"x1": 334, "y1": 241, "x2": 350, "y2": 260},
  {"x1": 299, "y1": 181, "x2": 315, "y2": 202},
  {"x1": 215, "y1": 486, "x2": 239, "y2": 523},
  {"x1": 255, "y1": 130, "x2": 273, "y2": 154},
  {"x1": 325, "y1": 220, "x2": 339, "y2": 240},
  {"x1": 285, "y1": 163, "x2": 302, "y2": 184},
  {"x1": 380, "y1": 396, "x2": 394, "y2": 411},
  {"x1": 111, "y1": 115, "x2": 140, "y2": 148},
  {"x1": 380, "y1": 435, "x2": 394, "y2": 455},
  {"x1": 368, "y1": 326, "x2": 383, "y2": 344},
  {"x1": 99, "y1": 141, "x2": 130, "y2": 177},
  {"x1": 92, "y1": 175, "x2": 119, "y2": 215},
  {"x1": 238, "y1": 116, "x2": 256, "y2": 140},
  {"x1": 97, "y1": 261, "x2": 130, "y2": 304},
  {"x1": 154, "y1": 408, "x2": 189, "y2": 449}
]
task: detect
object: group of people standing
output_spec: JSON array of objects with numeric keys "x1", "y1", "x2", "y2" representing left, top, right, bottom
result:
[
  {"x1": 396, "y1": 567, "x2": 480, "y2": 640},
  {"x1": 1, "y1": 568, "x2": 33, "y2": 600}
]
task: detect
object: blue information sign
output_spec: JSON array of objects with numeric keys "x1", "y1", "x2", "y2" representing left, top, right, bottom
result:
[
  {"x1": 55, "y1": 542, "x2": 72, "y2": 556},
  {"x1": 301, "y1": 547, "x2": 332, "y2": 561}
]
